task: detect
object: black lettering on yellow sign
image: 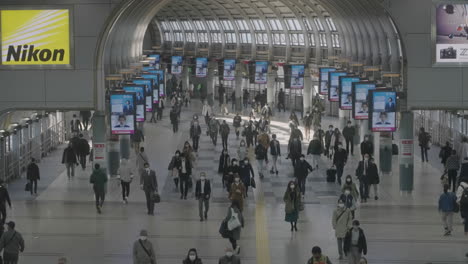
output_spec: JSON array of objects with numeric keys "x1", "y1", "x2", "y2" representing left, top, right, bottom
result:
[{"x1": 6, "y1": 45, "x2": 65, "y2": 62}]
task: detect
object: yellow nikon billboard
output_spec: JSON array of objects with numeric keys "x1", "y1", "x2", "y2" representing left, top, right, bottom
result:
[{"x1": 1, "y1": 9, "x2": 71, "y2": 65}]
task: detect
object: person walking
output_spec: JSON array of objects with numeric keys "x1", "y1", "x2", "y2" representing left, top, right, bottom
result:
[
  {"x1": 90, "y1": 163, "x2": 107, "y2": 214},
  {"x1": 255, "y1": 143, "x2": 268, "y2": 179},
  {"x1": 157, "y1": 97, "x2": 165, "y2": 121},
  {"x1": 202, "y1": 102, "x2": 213, "y2": 125},
  {"x1": 190, "y1": 120, "x2": 202, "y2": 152},
  {"x1": 209, "y1": 117, "x2": 220, "y2": 146},
  {"x1": 0, "y1": 221, "x2": 25, "y2": 264},
  {"x1": 168, "y1": 150, "x2": 182, "y2": 190},
  {"x1": 307, "y1": 134, "x2": 322, "y2": 169},
  {"x1": 418, "y1": 127, "x2": 430, "y2": 162},
  {"x1": 360, "y1": 136, "x2": 373, "y2": 160},
  {"x1": 440, "y1": 141, "x2": 453, "y2": 166},
  {"x1": 132, "y1": 129, "x2": 145, "y2": 154},
  {"x1": 342, "y1": 175, "x2": 360, "y2": 202},
  {"x1": 224, "y1": 200, "x2": 244, "y2": 254},
  {"x1": 136, "y1": 147, "x2": 149, "y2": 174},
  {"x1": 170, "y1": 107, "x2": 180, "y2": 133},
  {"x1": 233, "y1": 113, "x2": 242, "y2": 139},
  {"x1": 183, "y1": 248, "x2": 203, "y2": 264},
  {"x1": 332, "y1": 199, "x2": 353, "y2": 260},
  {"x1": 244, "y1": 120, "x2": 255, "y2": 148},
  {"x1": 343, "y1": 121, "x2": 355, "y2": 155},
  {"x1": 277, "y1": 88, "x2": 286, "y2": 112},
  {"x1": 367, "y1": 158, "x2": 380, "y2": 200},
  {"x1": 237, "y1": 140, "x2": 248, "y2": 161},
  {"x1": 77, "y1": 134, "x2": 90, "y2": 170},
  {"x1": 218, "y1": 247, "x2": 241, "y2": 264},
  {"x1": 340, "y1": 188, "x2": 357, "y2": 219},
  {"x1": 294, "y1": 155, "x2": 313, "y2": 196},
  {"x1": 117, "y1": 159, "x2": 134, "y2": 204},
  {"x1": 70, "y1": 114, "x2": 82, "y2": 134},
  {"x1": 133, "y1": 229, "x2": 156, "y2": 264},
  {"x1": 344, "y1": 220, "x2": 367, "y2": 264},
  {"x1": 355, "y1": 154, "x2": 371, "y2": 203},
  {"x1": 269, "y1": 134, "x2": 281, "y2": 175},
  {"x1": 333, "y1": 143, "x2": 348, "y2": 185},
  {"x1": 306, "y1": 246, "x2": 333, "y2": 264},
  {"x1": 439, "y1": 184, "x2": 457, "y2": 236},
  {"x1": 218, "y1": 149, "x2": 231, "y2": 175},
  {"x1": 239, "y1": 158, "x2": 254, "y2": 197},
  {"x1": 331, "y1": 128, "x2": 343, "y2": 154},
  {"x1": 284, "y1": 181, "x2": 301, "y2": 231},
  {"x1": 288, "y1": 137, "x2": 302, "y2": 168},
  {"x1": 446, "y1": 150, "x2": 460, "y2": 192},
  {"x1": 80, "y1": 110, "x2": 92, "y2": 130},
  {"x1": 26, "y1": 158, "x2": 40, "y2": 195},
  {"x1": 179, "y1": 154, "x2": 193, "y2": 200},
  {"x1": 303, "y1": 112, "x2": 313, "y2": 141},
  {"x1": 62, "y1": 142, "x2": 78, "y2": 179},
  {"x1": 324, "y1": 125, "x2": 335, "y2": 158},
  {"x1": 220, "y1": 120, "x2": 231, "y2": 150},
  {"x1": 229, "y1": 175, "x2": 246, "y2": 212},
  {"x1": 140, "y1": 163, "x2": 158, "y2": 215},
  {"x1": 195, "y1": 172, "x2": 211, "y2": 221},
  {"x1": 0, "y1": 180, "x2": 11, "y2": 224}
]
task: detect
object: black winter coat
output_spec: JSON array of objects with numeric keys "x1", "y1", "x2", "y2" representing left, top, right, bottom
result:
[
  {"x1": 342, "y1": 126, "x2": 355, "y2": 140},
  {"x1": 360, "y1": 141, "x2": 374, "y2": 156},
  {"x1": 255, "y1": 144, "x2": 268, "y2": 161},
  {"x1": 333, "y1": 149, "x2": 348, "y2": 166},
  {"x1": 288, "y1": 139, "x2": 302, "y2": 158},
  {"x1": 355, "y1": 161, "x2": 379, "y2": 184},
  {"x1": 307, "y1": 139, "x2": 322, "y2": 155},
  {"x1": 294, "y1": 160, "x2": 313, "y2": 179},
  {"x1": 62, "y1": 147, "x2": 77, "y2": 164},
  {"x1": 27, "y1": 163, "x2": 40, "y2": 180},
  {"x1": 325, "y1": 131, "x2": 334, "y2": 146},
  {"x1": 270, "y1": 140, "x2": 281, "y2": 156},
  {"x1": 218, "y1": 153, "x2": 231, "y2": 173},
  {"x1": 344, "y1": 228, "x2": 367, "y2": 255},
  {"x1": 239, "y1": 162, "x2": 254, "y2": 186}
]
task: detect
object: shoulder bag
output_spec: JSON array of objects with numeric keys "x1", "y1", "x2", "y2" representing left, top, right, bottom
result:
[
  {"x1": 227, "y1": 208, "x2": 242, "y2": 231},
  {"x1": 138, "y1": 240, "x2": 155, "y2": 264}
]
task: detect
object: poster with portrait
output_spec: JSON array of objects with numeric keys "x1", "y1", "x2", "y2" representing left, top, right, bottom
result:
[
  {"x1": 319, "y1": 67, "x2": 336, "y2": 95},
  {"x1": 370, "y1": 90, "x2": 397, "y2": 132},
  {"x1": 196, "y1": 58, "x2": 208, "y2": 77},
  {"x1": 110, "y1": 92, "x2": 136, "y2": 135},
  {"x1": 290, "y1": 65, "x2": 305, "y2": 89},
  {"x1": 148, "y1": 70, "x2": 165, "y2": 97},
  {"x1": 352, "y1": 82, "x2": 376, "y2": 120},
  {"x1": 122, "y1": 85, "x2": 146, "y2": 122},
  {"x1": 148, "y1": 54, "x2": 161, "y2": 69},
  {"x1": 224, "y1": 59, "x2": 236, "y2": 81},
  {"x1": 328, "y1": 71, "x2": 348, "y2": 102},
  {"x1": 171, "y1": 56, "x2": 183, "y2": 75},
  {"x1": 142, "y1": 66, "x2": 155, "y2": 71},
  {"x1": 255, "y1": 61, "x2": 268, "y2": 84},
  {"x1": 140, "y1": 74, "x2": 160, "y2": 105},
  {"x1": 132, "y1": 78, "x2": 153, "y2": 112},
  {"x1": 339, "y1": 76, "x2": 360, "y2": 110},
  {"x1": 435, "y1": 4, "x2": 468, "y2": 64}
]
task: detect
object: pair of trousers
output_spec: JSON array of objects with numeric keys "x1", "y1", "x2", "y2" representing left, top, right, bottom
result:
[
  {"x1": 291, "y1": 157, "x2": 299, "y2": 168},
  {"x1": 93, "y1": 187, "x2": 105, "y2": 208},
  {"x1": 211, "y1": 133, "x2": 218, "y2": 146},
  {"x1": 192, "y1": 136, "x2": 199, "y2": 151},
  {"x1": 345, "y1": 138, "x2": 354, "y2": 154},
  {"x1": 337, "y1": 237, "x2": 344, "y2": 257},
  {"x1": 441, "y1": 212, "x2": 453, "y2": 232},
  {"x1": 311, "y1": 154, "x2": 320, "y2": 168},
  {"x1": 172, "y1": 123, "x2": 179, "y2": 133},
  {"x1": 121, "y1": 181, "x2": 130, "y2": 199},
  {"x1": 369, "y1": 184, "x2": 378, "y2": 197},
  {"x1": 246, "y1": 136, "x2": 254, "y2": 148},
  {"x1": 336, "y1": 164, "x2": 344, "y2": 185},
  {"x1": 229, "y1": 238, "x2": 237, "y2": 250},
  {"x1": 305, "y1": 127, "x2": 311, "y2": 140},
  {"x1": 297, "y1": 177, "x2": 306, "y2": 195},
  {"x1": 359, "y1": 181, "x2": 369, "y2": 199},
  {"x1": 347, "y1": 246, "x2": 361, "y2": 264},
  {"x1": 150, "y1": 113, "x2": 157, "y2": 123},
  {"x1": 278, "y1": 102, "x2": 286, "y2": 112},
  {"x1": 257, "y1": 159, "x2": 266, "y2": 176},
  {"x1": 180, "y1": 175, "x2": 189, "y2": 197},
  {"x1": 29, "y1": 179, "x2": 37, "y2": 194},
  {"x1": 421, "y1": 146, "x2": 429, "y2": 162},
  {"x1": 157, "y1": 110, "x2": 163, "y2": 120},
  {"x1": 198, "y1": 197, "x2": 209, "y2": 219},
  {"x1": 0, "y1": 204, "x2": 7, "y2": 224},
  {"x1": 144, "y1": 190, "x2": 155, "y2": 214},
  {"x1": 271, "y1": 155, "x2": 278, "y2": 172},
  {"x1": 79, "y1": 154, "x2": 87, "y2": 169},
  {"x1": 65, "y1": 163, "x2": 75, "y2": 177},
  {"x1": 83, "y1": 119, "x2": 89, "y2": 130},
  {"x1": 222, "y1": 135, "x2": 228, "y2": 149},
  {"x1": 3, "y1": 252, "x2": 19, "y2": 264},
  {"x1": 448, "y1": 169, "x2": 458, "y2": 192}
]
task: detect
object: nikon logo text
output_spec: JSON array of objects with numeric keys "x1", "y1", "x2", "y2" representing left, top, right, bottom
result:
[{"x1": 6, "y1": 45, "x2": 65, "y2": 62}]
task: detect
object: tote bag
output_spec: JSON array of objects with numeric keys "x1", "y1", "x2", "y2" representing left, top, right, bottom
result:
[{"x1": 227, "y1": 208, "x2": 242, "y2": 231}]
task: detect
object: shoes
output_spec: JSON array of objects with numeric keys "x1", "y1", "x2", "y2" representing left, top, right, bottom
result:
[
  {"x1": 294, "y1": 225, "x2": 298, "y2": 231},
  {"x1": 360, "y1": 199, "x2": 364, "y2": 203},
  {"x1": 444, "y1": 230, "x2": 452, "y2": 236},
  {"x1": 148, "y1": 212, "x2": 154, "y2": 216},
  {"x1": 204, "y1": 212, "x2": 208, "y2": 219},
  {"x1": 184, "y1": 196, "x2": 187, "y2": 200},
  {"x1": 180, "y1": 195, "x2": 183, "y2": 199},
  {"x1": 375, "y1": 196, "x2": 378, "y2": 200},
  {"x1": 97, "y1": 206, "x2": 101, "y2": 214},
  {"x1": 235, "y1": 246, "x2": 240, "y2": 254},
  {"x1": 339, "y1": 255, "x2": 343, "y2": 260},
  {"x1": 200, "y1": 218, "x2": 204, "y2": 222},
  {"x1": 276, "y1": 170, "x2": 279, "y2": 175}
]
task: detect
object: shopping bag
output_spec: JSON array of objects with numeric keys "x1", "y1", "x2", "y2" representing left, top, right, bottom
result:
[
  {"x1": 227, "y1": 208, "x2": 242, "y2": 230},
  {"x1": 250, "y1": 177, "x2": 256, "y2": 189}
]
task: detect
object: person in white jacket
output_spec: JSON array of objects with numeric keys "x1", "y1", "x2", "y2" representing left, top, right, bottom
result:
[
  {"x1": 118, "y1": 159, "x2": 134, "y2": 203},
  {"x1": 202, "y1": 102, "x2": 213, "y2": 125}
]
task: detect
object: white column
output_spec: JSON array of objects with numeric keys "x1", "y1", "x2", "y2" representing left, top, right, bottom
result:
[
  {"x1": 267, "y1": 65, "x2": 276, "y2": 106},
  {"x1": 235, "y1": 63, "x2": 243, "y2": 111},
  {"x1": 303, "y1": 67, "x2": 312, "y2": 114}
]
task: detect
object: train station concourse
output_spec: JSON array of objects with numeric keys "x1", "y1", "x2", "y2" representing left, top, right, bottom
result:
[{"x1": 0, "y1": 0, "x2": 468, "y2": 263}]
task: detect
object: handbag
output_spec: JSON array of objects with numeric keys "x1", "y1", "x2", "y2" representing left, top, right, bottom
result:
[
  {"x1": 227, "y1": 208, "x2": 242, "y2": 231},
  {"x1": 152, "y1": 192, "x2": 161, "y2": 204},
  {"x1": 25, "y1": 182, "x2": 31, "y2": 192},
  {"x1": 139, "y1": 240, "x2": 156, "y2": 264},
  {"x1": 250, "y1": 177, "x2": 256, "y2": 189},
  {"x1": 219, "y1": 220, "x2": 232, "y2": 238}
]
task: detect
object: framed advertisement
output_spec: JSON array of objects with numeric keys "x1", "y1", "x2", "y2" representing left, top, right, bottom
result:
[
  {"x1": 147, "y1": 70, "x2": 165, "y2": 97},
  {"x1": 290, "y1": 65, "x2": 305, "y2": 89},
  {"x1": 328, "y1": 71, "x2": 348, "y2": 102},
  {"x1": 195, "y1": 58, "x2": 208, "y2": 77},
  {"x1": 319, "y1": 67, "x2": 336, "y2": 95},
  {"x1": 352, "y1": 82, "x2": 376, "y2": 120},
  {"x1": 224, "y1": 59, "x2": 236, "y2": 80},
  {"x1": 132, "y1": 78, "x2": 153, "y2": 112},
  {"x1": 255, "y1": 61, "x2": 268, "y2": 84},
  {"x1": 142, "y1": 66, "x2": 155, "y2": 71},
  {"x1": 122, "y1": 85, "x2": 146, "y2": 122},
  {"x1": 110, "y1": 92, "x2": 136, "y2": 135},
  {"x1": 171, "y1": 56, "x2": 183, "y2": 74},
  {"x1": 369, "y1": 89, "x2": 397, "y2": 132},
  {"x1": 140, "y1": 74, "x2": 160, "y2": 105},
  {"x1": 148, "y1": 54, "x2": 160, "y2": 69},
  {"x1": 339, "y1": 76, "x2": 360, "y2": 110}
]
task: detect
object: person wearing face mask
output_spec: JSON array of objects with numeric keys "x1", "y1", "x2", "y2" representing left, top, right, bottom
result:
[
  {"x1": 342, "y1": 121, "x2": 356, "y2": 155},
  {"x1": 219, "y1": 149, "x2": 231, "y2": 176},
  {"x1": 239, "y1": 158, "x2": 254, "y2": 197},
  {"x1": 195, "y1": 172, "x2": 211, "y2": 221},
  {"x1": 332, "y1": 199, "x2": 353, "y2": 260},
  {"x1": 333, "y1": 143, "x2": 348, "y2": 185},
  {"x1": 355, "y1": 154, "x2": 371, "y2": 203},
  {"x1": 330, "y1": 128, "x2": 344, "y2": 154},
  {"x1": 218, "y1": 247, "x2": 241, "y2": 264},
  {"x1": 324, "y1": 125, "x2": 335, "y2": 159},
  {"x1": 136, "y1": 147, "x2": 149, "y2": 174},
  {"x1": 342, "y1": 175, "x2": 360, "y2": 201},
  {"x1": 190, "y1": 120, "x2": 202, "y2": 152},
  {"x1": 306, "y1": 246, "x2": 332, "y2": 264},
  {"x1": 223, "y1": 200, "x2": 244, "y2": 254},
  {"x1": 90, "y1": 163, "x2": 107, "y2": 214},
  {"x1": 233, "y1": 113, "x2": 242, "y2": 139},
  {"x1": 178, "y1": 154, "x2": 193, "y2": 200},
  {"x1": 343, "y1": 220, "x2": 367, "y2": 264},
  {"x1": 133, "y1": 229, "x2": 156, "y2": 264},
  {"x1": 140, "y1": 163, "x2": 158, "y2": 215},
  {"x1": 360, "y1": 136, "x2": 373, "y2": 161},
  {"x1": 367, "y1": 158, "x2": 380, "y2": 201},
  {"x1": 117, "y1": 159, "x2": 134, "y2": 204},
  {"x1": 183, "y1": 141, "x2": 195, "y2": 163},
  {"x1": 209, "y1": 117, "x2": 220, "y2": 146},
  {"x1": 307, "y1": 134, "x2": 323, "y2": 169},
  {"x1": 303, "y1": 111, "x2": 313, "y2": 141},
  {"x1": 294, "y1": 155, "x2": 314, "y2": 196},
  {"x1": 255, "y1": 143, "x2": 268, "y2": 179},
  {"x1": 168, "y1": 150, "x2": 182, "y2": 190},
  {"x1": 183, "y1": 248, "x2": 203, "y2": 264},
  {"x1": 284, "y1": 181, "x2": 301, "y2": 231},
  {"x1": 269, "y1": 134, "x2": 281, "y2": 175},
  {"x1": 229, "y1": 175, "x2": 246, "y2": 212},
  {"x1": 340, "y1": 185, "x2": 357, "y2": 219},
  {"x1": 237, "y1": 140, "x2": 248, "y2": 161},
  {"x1": 288, "y1": 137, "x2": 302, "y2": 168},
  {"x1": 220, "y1": 120, "x2": 231, "y2": 150}
]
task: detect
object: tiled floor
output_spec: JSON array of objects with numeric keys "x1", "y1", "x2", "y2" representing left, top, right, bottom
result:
[{"x1": 4, "y1": 101, "x2": 468, "y2": 264}]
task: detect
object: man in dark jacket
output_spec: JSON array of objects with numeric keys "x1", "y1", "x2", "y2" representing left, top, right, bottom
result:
[
  {"x1": 190, "y1": 120, "x2": 202, "y2": 152},
  {"x1": 344, "y1": 220, "x2": 367, "y2": 264},
  {"x1": 418, "y1": 127, "x2": 430, "y2": 162},
  {"x1": 355, "y1": 154, "x2": 374, "y2": 203},
  {"x1": 70, "y1": 114, "x2": 82, "y2": 134},
  {"x1": 307, "y1": 135, "x2": 322, "y2": 169},
  {"x1": 26, "y1": 158, "x2": 40, "y2": 195},
  {"x1": 62, "y1": 142, "x2": 77, "y2": 179},
  {"x1": 294, "y1": 155, "x2": 313, "y2": 195},
  {"x1": 0, "y1": 221, "x2": 24, "y2": 264},
  {"x1": 209, "y1": 117, "x2": 220, "y2": 146},
  {"x1": 255, "y1": 143, "x2": 268, "y2": 178},
  {"x1": 333, "y1": 143, "x2": 348, "y2": 185},
  {"x1": 195, "y1": 172, "x2": 211, "y2": 221},
  {"x1": 288, "y1": 137, "x2": 302, "y2": 168},
  {"x1": 90, "y1": 163, "x2": 107, "y2": 214},
  {"x1": 77, "y1": 134, "x2": 90, "y2": 170},
  {"x1": 131, "y1": 129, "x2": 145, "y2": 154},
  {"x1": 170, "y1": 107, "x2": 179, "y2": 133},
  {"x1": 80, "y1": 110, "x2": 92, "y2": 130},
  {"x1": 140, "y1": 163, "x2": 158, "y2": 215},
  {"x1": 179, "y1": 154, "x2": 192, "y2": 200},
  {"x1": 360, "y1": 136, "x2": 373, "y2": 160},
  {"x1": 277, "y1": 88, "x2": 286, "y2": 112},
  {"x1": 342, "y1": 121, "x2": 355, "y2": 155},
  {"x1": 325, "y1": 125, "x2": 335, "y2": 158},
  {"x1": 233, "y1": 113, "x2": 242, "y2": 139},
  {"x1": 220, "y1": 120, "x2": 230, "y2": 150},
  {"x1": 0, "y1": 180, "x2": 12, "y2": 224},
  {"x1": 269, "y1": 134, "x2": 281, "y2": 175},
  {"x1": 303, "y1": 112, "x2": 313, "y2": 141}
]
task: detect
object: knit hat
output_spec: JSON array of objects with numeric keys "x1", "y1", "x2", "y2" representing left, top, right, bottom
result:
[{"x1": 140, "y1": 229, "x2": 148, "y2": 236}]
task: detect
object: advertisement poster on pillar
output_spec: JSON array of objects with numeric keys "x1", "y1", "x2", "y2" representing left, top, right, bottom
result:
[
  {"x1": 110, "y1": 93, "x2": 136, "y2": 135},
  {"x1": 171, "y1": 56, "x2": 183, "y2": 75},
  {"x1": 255, "y1": 61, "x2": 268, "y2": 84},
  {"x1": 370, "y1": 90, "x2": 397, "y2": 132},
  {"x1": 148, "y1": 54, "x2": 160, "y2": 69},
  {"x1": 352, "y1": 82, "x2": 375, "y2": 120},
  {"x1": 328, "y1": 71, "x2": 347, "y2": 102},
  {"x1": 435, "y1": 4, "x2": 468, "y2": 64},
  {"x1": 290, "y1": 65, "x2": 305, "y2": 89},
  {"x1": 132, "y1": 79, "x2": 154, "y2": 112},
  {"x1": 196, "y1": 58, "x2": 208, "y2": 78},
  {"x1": 140, "y1": 74, "x2": 160, "y2": 104},
  {"x1": 0, "y1": 9, "x2": 72, "y2": 67},
  {"x1": 339, "y1": 76, "x2": 360, "y2": 110},
  {"x1": 122, "y1": 85, "x2": 146, "y2": 122},
  {"x1": 224, "y1": 59, "x2": 236, "y2": 81},
  {"x1": 319, "y1": 67, "x2": 336, "y2": 95},
  {"x1": 148, "y1": 70, "x2": 165, "y2": 97}
]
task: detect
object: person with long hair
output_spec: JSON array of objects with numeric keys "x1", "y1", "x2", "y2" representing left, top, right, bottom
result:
[
  {"x1": 284, "y1": 181, "x2": 301, "y2": 231},
  {"x1": 223, "y1": 200, "x2": 244, "y2": 254},
  {"x1": 182, "y1": 248, "x2": 203, "y2": 264}
]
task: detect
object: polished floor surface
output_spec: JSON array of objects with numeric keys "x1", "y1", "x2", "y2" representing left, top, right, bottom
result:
[{"x1": 6, "y1": 102, "x2": 467, "y2": 264}]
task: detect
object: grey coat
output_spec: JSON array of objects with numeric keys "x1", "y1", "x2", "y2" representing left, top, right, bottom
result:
[
  {"x1": 332, "y1": 207, "x2": 353, "y2": 238},
  {"x1": 218, "y1": 255, "x2": 241, "y2": 264},
  {"x1": 0, "y1": 230, "x2": 24, "y2": 255},
  {"x1": 133, "y1": 239, "x2": 156, "y2": 264},
  {"x1": 224, "y1": 206, "x2": 244, "y2": 240}
]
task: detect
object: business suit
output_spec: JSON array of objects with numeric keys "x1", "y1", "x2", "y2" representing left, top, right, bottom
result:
[
  {"x1": 195, "y1": 179, "x2": 211, "y2": 220},
  {"x1": 140, "y1": 169, "x2": 158, "y2": 214}
]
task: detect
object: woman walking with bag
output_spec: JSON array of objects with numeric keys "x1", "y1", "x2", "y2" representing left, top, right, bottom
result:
[
  {"x1": 284, "y1": 181, "x2": 301, "y2": 231},
  {"x1": 168, "y1": 151, "x2": 182, "y2": 190},
  {"x1": 229, "y1": 175, "x2": 246, "y2": 211},
  {"x1": 224, "y1": 200, "x2": 244, "y2": 254}
]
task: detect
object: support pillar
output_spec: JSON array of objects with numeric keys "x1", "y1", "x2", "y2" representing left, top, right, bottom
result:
[
  {"x1": 92, "y1": 111, "x2": 112, "y2": 175},
  {"x1": 379, "y1": 132, "x2": 393, "y2": 174},
  {"x1": 119, "y1": 135, "x2": 131, "y2": 160},
  {"x1": 303, "y1": 67, "x2": 312, "y2": 115},
  {"x1": 206, "y1": 61, "x2": 216, "y2": 106},
  {"x1": 399, "y1": 111, "x2": 414, "y2": 193},
  {"x1": 267, "y1": 65, "x2": 276, "y2": 107},
  {"x1": 338, "y1": 109, "x2": 347, "y2": 130},
  {"x1": 235, "y1": 63, "x2": 243, "y2": 112},
  {"x1": 182, "y1": 66, "x2": 190, "y2": 92}
]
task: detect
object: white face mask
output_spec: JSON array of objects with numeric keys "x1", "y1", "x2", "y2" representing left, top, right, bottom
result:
[
  {"x1": 235, "y1": 179, "x2": 240, "y2": 183},
  {"x1": 364, "y1": 157, "x2": 369, "y2": 161},
  {"x1": 346, "y1": 179, "x2": 351, "y2": 183},
  {"x1": 226, "y1": 252, "x2": 233, "y2": 257},
  {"x1": 300, "y1": 158, "x2": 304, "y2": 161},
  {"x1": 140, "y1": 236, "x2": 147, "y2": 241},
  {"x1": 244, "y1": 160, "x2": 249, "y2": 164},
  {"x1": 233, "y1": 162, "x2": 237, "y2": 166},
  {"x1": 353, "y1": 225, "x2": 359, "y2": 230},
  {"x1": 344, "y1": 190, "x2": 351, "y2": 195},
  {"x1": 145, "y1": 168, "x2": 150, "y2": 173},
  {"x1": 200, "y1": 177, "x2": 206, "y2": 181},
  {"x1": 290, "y1": 185, "x2": 295, "y2": 189},
  {"x1": 189, "y1": 255, "x2": 196, "y2": 261},
  {"x1": 338, "y1": 203, "x2": 345, "y2": 208}
]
